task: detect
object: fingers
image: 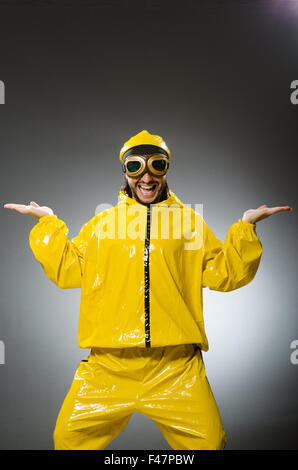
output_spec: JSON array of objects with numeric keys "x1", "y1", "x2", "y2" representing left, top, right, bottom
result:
[
  {"x1": 256, "y1": 205, "x2": 293, "y2": 214},
  {"x1": 267, "y1": 206, "x2": 293, "y2": 215},
  {"x1": 4, "y1": 202, "x2": 38, "y2": 215},
  {"x1": 4, "y1": 203, "x2": 28, "y2": 210},
  {"x1": 4, "y1": 202, "x2": 40, "y2": 210}
]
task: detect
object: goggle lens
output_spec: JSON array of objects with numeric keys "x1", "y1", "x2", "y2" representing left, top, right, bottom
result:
[
  {"x1": 126, "y1": 161, "x2": 142, "y2": 173},
  {"x1": 152, "y1": 159, "x2": 167, "y2": 172}
]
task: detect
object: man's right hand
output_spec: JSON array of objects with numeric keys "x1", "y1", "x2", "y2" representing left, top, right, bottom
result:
[{"x1": 4, "y1": 201, "x2": 54, "y2": 219}]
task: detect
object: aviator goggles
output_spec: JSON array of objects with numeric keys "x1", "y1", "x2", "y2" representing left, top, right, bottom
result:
[{"x1": 123, "y1": 154, "x2": 169, "y2": 178}]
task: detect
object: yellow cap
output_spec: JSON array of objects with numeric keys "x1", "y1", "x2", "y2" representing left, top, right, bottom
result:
[{"x1": 119, "y1": 130, "x2": 170, "y2": 163}]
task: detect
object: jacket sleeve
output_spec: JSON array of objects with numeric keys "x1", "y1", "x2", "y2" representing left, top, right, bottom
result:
[
  {"x1": 202, "y1": 218, "x2": 263, "y2": 292},
  {"x1": 29, "y1": 214, "x2": 94, "y2": 289}
]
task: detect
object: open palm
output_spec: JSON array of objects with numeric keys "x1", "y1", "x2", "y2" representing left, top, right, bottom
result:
[
  {"x1": 242, "y1": 204, "x2": 293, "y2": 224},
  {"x1": 4, "y1": 201, "x2": 54, "y2": 219}
]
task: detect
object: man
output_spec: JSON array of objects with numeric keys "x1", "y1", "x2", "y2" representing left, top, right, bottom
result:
[{"x1": 4, "y1": 130, "x2": 293, "y2": 450}]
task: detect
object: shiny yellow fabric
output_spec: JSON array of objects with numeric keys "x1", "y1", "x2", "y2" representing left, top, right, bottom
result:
[
  {"x1": 29, "y1": 190, "x2": 262, "y2": 351},
  {"x1": 119, "y1": 130, "x2": 171, "y2": 162},
  {"x1": 53, "y1": 344, "x2": 227, "y2": 450}
]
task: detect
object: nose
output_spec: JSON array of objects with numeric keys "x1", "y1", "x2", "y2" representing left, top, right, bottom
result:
[{"x1": 141, "y1": 172, "x2": 152, "y2": 182}]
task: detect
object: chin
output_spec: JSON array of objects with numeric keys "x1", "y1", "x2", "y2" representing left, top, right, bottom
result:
[{"x1": 137, "y1": 188, "x2": 161, "y2": 205}]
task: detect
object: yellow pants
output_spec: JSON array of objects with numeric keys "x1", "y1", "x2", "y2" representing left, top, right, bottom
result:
[{"x1": 53, "y1": 344, "x2": 227, "y2": 450}]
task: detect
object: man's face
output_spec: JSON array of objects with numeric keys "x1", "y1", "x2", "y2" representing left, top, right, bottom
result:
[{"x1": 125, "y1": 154, "x2": 167, "y2": 204}]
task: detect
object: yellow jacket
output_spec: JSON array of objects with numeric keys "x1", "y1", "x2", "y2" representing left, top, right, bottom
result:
[{"x1": 29, "y1": 190, "x2": 262, "y2": 351}]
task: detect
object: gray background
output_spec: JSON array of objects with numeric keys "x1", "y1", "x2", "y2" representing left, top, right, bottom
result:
[{"x1": 0, "y1": 0, "x2": 297, "y2": 450}]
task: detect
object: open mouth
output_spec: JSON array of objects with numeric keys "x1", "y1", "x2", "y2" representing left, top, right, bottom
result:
[{"x1": 137, "y1": 183, "x2": 158, "y2": 197}]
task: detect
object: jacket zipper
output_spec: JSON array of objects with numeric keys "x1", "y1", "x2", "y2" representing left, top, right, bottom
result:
[{"x1": 144, "y1": 205, "x2": 151, "y2": 347}]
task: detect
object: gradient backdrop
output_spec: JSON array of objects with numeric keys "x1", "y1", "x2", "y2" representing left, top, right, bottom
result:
[{"x1": 0, "y1": 0, "x2": 297, "y2": 450}]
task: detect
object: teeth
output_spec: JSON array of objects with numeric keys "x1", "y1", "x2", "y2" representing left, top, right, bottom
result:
[{"x1": 139, "y1": 185, "x2": 156, "y2": 192}]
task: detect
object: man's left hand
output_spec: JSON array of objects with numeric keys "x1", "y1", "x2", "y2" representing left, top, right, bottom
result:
[{"x1": 242, "y1": 205, "x2": 293, "y2": 224}]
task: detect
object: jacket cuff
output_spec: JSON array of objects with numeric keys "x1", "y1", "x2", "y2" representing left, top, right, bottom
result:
[
  {"x1": 37, "y1": 214, "x2": 58, "y2": 223},
  {"x1": 238, "y1": 218, "x2": 256, "y2": 228}
]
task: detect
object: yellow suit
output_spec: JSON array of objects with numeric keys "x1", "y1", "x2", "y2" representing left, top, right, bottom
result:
[{"x1": 29, "y1": 190, "x2": 262, "y2": 450}]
